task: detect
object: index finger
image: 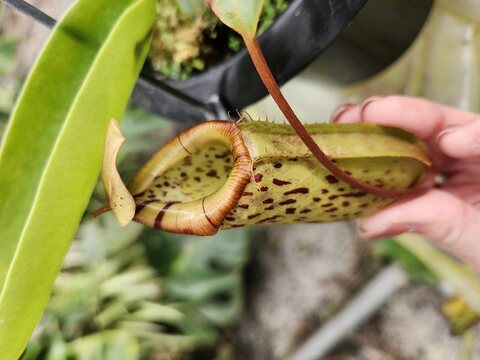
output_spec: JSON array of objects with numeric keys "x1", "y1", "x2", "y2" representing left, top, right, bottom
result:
[{"x1": 332, "y1": 96, "x2": 478, "y2": 140}]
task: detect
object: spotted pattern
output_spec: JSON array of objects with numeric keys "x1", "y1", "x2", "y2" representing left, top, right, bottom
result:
[
  {"x1": 221, "y1": 157, "x2": 424, "y2": 228},
  {"x1": 134, "y1": 144, "x2": 233, "y2": 205},
  {"x1": 132, "y1": 140, "x2": 425, "y2": 230}
]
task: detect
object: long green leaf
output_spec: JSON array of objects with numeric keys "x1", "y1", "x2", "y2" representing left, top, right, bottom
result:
[
  {"x1": 0, "y1": 0, "x2": 156, "y2": 357},
  {"x1": 396, "y1": 234, "x2": 480, "y2": 313}
]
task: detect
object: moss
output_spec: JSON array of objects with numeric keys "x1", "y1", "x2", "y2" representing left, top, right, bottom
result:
[{"x1": 149, "y1": 0, "x2": 292, "y2": 80}]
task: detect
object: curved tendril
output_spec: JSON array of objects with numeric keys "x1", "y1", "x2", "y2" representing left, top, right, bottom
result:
[{"x1": 242, "y1": 36, "x2": 431, "y2": 199}]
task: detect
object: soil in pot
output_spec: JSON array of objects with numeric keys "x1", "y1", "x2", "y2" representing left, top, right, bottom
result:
[{"x1": 149, "y1": 0, "x2": 293, "y2": 81}]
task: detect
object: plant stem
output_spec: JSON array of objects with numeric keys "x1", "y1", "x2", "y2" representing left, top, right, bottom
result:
[
  {"x1": 92, "y1": 205, "x2": 111, "y2": 217},
  {"x1": 243, "y1": 36, "x2": 431, "y2": 199}
]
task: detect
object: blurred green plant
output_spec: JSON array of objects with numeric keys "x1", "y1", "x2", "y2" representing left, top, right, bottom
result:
[
  {"x1": 376, "y1": 235, "x2": 480, "y2": 335},
  {"x1": 21, "y1": 108, "x2": 250, "y2": 360},
  {"x1": 0, "y1": 30, "x2": 18, "y2": 131},
  {"x1": 142, "y1": 228, "x2": 250, "y2": 327},
  {"x1": 24, "y1": 216, "x2": 249, "y2": 360},
  {"x1": 0, "y1": 34, "x2": 17, "y2": 75},
  {"x1": 149, "y1": 0, "x2": 291, "y2": 80}
]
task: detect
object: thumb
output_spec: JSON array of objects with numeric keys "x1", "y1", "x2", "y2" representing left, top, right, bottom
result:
[{"x1": 359, "y1": 189, "x2": 480, "y2": 270}]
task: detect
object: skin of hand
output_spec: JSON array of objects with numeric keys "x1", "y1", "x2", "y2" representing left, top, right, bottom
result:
[{"x1": 331, "y1": 96, "x2": 480, "y2": 270}]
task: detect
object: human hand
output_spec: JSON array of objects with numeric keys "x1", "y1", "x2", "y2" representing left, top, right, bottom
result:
[{"x1": 332, "y1": 96, "x2": 480, "y2": 270}]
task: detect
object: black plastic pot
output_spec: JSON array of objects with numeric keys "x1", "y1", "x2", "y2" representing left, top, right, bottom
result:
[
  {"x1": 2, "y1": 0, "x2": 367, "y2": 122},
  {"x1": 309, "y1": 0, "x2": 433, "y2": 85},
  {"x1": 134, "y1": 0, "x2": 368, "y2": 122}
]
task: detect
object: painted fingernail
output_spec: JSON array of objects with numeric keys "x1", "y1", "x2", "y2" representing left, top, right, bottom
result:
[
  {"x1": 359, "y1": 96, "x2": 383, "y2": 122},
  {"x1": 359, "y1": 222, "x2": 416, "y2": 240},
  {"x1": 331, "y1": 103, "x2": 355, "y2": 123}
]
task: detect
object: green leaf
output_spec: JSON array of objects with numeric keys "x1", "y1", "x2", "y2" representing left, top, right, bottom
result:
[
  {"x1": 0, "y1": 0, "x2": 156, "y2": 357},
  {"x1": 374, "y1": 238, "x2": 438, "y2": 285},
  {"x1": 396, "y1": 234, "x2": 480, "y2": 314},
  {"x1": 207, "y1": 0, "x2": 264, "y2": 38}
]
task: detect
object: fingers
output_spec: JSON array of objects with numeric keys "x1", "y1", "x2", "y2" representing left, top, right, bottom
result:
[
  {"x1": 332, "y1": 96, "x2": 478, "y2": 141},
  {"x1": 445, "y1": 183, "x2": 480, "y2": 205},
  {"x1": 333, "y1": 96, "x2": 480, "y2": 269},
  {"x1": 359, "y1": 189, "x2": 480, "y2": 270},
  {"x1": 436, "y1": 117, "x2": 480, "y2": 159}
]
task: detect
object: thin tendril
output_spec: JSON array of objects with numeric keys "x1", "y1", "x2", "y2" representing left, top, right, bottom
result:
[{"x1": 242, "y1": 35, "x2": 430, "y2": 199}]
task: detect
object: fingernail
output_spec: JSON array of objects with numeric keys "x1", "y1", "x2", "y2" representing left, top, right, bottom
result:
[
  {"x1": 436, "y1": 124, "x2": 461, "y2": 144},
  {"x1": 436, "y1": 118, "x2": 480, "y2": 156},
  {"x1": 331, "y1": 103, "x2": 355, "y2": 123},
  {"x1": 359, "y1": 96, "x2": 383, "y2": 122},
  {"x1": 359, "y1": 222, "x2": 416, "y2": 240}
]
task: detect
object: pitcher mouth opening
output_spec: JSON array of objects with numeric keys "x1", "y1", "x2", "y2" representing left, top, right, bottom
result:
[{"x1": 129, "y1": 121, "x2": 251, "y2": 235}]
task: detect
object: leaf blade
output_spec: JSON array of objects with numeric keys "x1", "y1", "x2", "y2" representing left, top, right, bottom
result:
[
  {"x1": 0, "y1": 0, "x2": 156, "y2": 357},
  {"x1": 396, "y1": 234, "x2": 480, "y2": 314}
]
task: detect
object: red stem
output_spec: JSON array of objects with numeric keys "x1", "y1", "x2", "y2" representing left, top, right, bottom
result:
[
  {"x1": 243, "y1": 36, "x2": 430, "y2": 199},
  {"x1": 92, "y1": 205, "x2": 111, "y2": 217}
]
